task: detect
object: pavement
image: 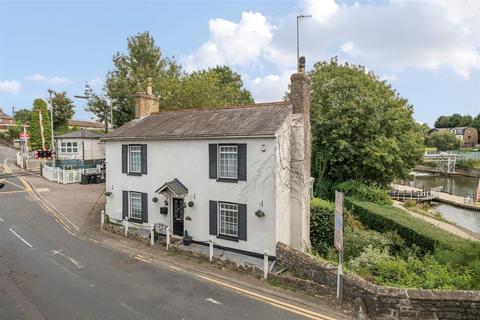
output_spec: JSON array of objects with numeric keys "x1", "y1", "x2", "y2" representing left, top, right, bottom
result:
[{"x1": 0, "y1": 143, "x2": 351, "y2": 320}]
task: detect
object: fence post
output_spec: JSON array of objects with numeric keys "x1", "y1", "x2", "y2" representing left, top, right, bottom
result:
[
  {"x1": 209, "y1": 238, "x2": 214, "y2": 262},
  {"x1": 150, "y1": 224, "x2": 154, "y2": 246},
  {"x1": 124, "y1": 219, "x2": 128, "y2": 237},
  {"x1": 166, "y1": 227, "x2": 170, "y2": 251},
  {"x1": 100, "y1": 210, "x2": 105, "y2": 229},
  {"x1": 263, "y1": 250, "x2": 269, "y2": 279}
]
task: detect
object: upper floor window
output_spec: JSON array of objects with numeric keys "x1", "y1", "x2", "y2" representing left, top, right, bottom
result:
[
  {"x1": 129, "y1": 146, "x2": 142, "y2": 173},
  {"x1": 218, "y1": 145, "x2": 238, "y2": 179},
  {"x1": 209, "y1": 144, "x2": 246, "y2": 182},
  {"x1": 61, "y1": 141, "x2": 78, "y2": 154}
]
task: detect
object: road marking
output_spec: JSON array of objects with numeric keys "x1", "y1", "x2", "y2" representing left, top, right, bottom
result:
[
  {"x1": 134, "y1": 255, "x2": 152, "y2": 263},
  {"x1": 205, "y1": 298, "x2": 223, "y2": 305},
  {"x1": 36, "y1": 188, "x2": 50, "y2": 192},
  {"x1": 195, "y1": 274, "x2": 335, "y2": 320},
  {"x1": 9, "y1": 228, "x2": 34, "y2": 248},
  {"x1": 0, "y1": 217, "x2": 4, "y2": 222},
  {"x1": 0, "y1": 190, "x2": 27, "y2": 195},
  {"x1": 51, "y1": 250, "x2": 84, "y2": 270},
  {"x1": 120, "y1": 302, "x2": 154, "y2": 320}
]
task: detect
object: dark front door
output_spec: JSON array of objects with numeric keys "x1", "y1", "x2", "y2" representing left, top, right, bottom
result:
[{"x1": 172, "y1": 198, "x2": 184, "y2": 236}]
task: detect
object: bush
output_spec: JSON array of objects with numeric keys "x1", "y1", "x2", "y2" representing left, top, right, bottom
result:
[
  {"x1": 310, "y1": 198, "x2": 335, "y2": 256},
  {"x1": 349, "y1": 247, "x2": 475, "y2": 289},
  {"x1": 346, "y1": 198, "x2": 467, "y2": 253},
  {"x1": 8, "y1": 126, "x2": 21, "y2": 140},
  {"x1": 336, "y1": 180, "x2": 392, "y2": 205},
  {"x1": 343, "y1": 227, "x2": 391, "y2": 261}
]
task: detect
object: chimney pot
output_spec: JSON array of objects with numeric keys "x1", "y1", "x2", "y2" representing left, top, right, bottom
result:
[
  {"x1": 146, "y1": 78, "x2": 153, "y2": 95},
  {"x1": 298, "y1": 56, "x2": 306, "y2": 73}
]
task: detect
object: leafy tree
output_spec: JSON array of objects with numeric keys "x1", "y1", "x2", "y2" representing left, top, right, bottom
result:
[
  {"x1": 84, "y1": 84, "x2": 108, "y2": 125},
  {"x1": 29, "y1": 99, "x2": 52, "y2": 150},
  {"x1": 310, "y1": 58, "x2": 424, "y2": 190},
  {"x1": 102, "y1": 32, "x2": 254, "y2": 127},
  {"x1": 105, "y1": 31, "x2": 181, "y2": 127},
  {"x1": 458, "y1": 115, "x2": 473, "y2": 127},
  {"x1": 434, "y1": 116, "x2": 450, "y2": 128},
  {"x1": 14, "y1": 109, "x2": 31, "y2": 125},
  {"x1": 425, "y1": 130, "x2": 462, "y2": 151},
  {"x1": 48, "y1": 90, "x2": 75, "y2": 133},
  {"x1": 473, "y1": 113, "x2": 480, "y2": 132},
  {"x1": 448, "y1": 113, "x2": 463, "y2": 127}
]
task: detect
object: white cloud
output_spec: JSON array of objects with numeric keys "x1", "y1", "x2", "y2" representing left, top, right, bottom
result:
[
  {"x1": 340, "y1": 41, "x2": 355, "y2": 54},
  {"x1": 25, "y1": 73, "x2": 46, "y2": 81},
  {"x1": 302, "y1": 0, "x2": 338, "y2": 24},
  {"x1": 247, "y1": 70, "x2": 294, "y2": 102},
  {"x1": 87, "y1": 77, "x2": 103, "y2": 90},
  {"x1": 380, "y1": 74, "x2": 397, "y2": 82},
  {"x1": 25, "y1": 73, "x2": 74, "y2": 85},
  {"x1": 0, "y1": 80, "x2": 21, "y2": 94},
  {"x1": 183, "y1": 11, "x2": 276, "y2": 71}
]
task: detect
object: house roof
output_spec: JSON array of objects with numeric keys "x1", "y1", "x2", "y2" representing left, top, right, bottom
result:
[
  {"x1": 0, "y1": 108, "x2": 12, "y2": 119},
  {"x1": 155, "y1": 178, "x2": 188, "y2": 197},
  {"x1": 69, "y1": 119, "x2": 104, "y2": 129},
  {"x1": 104, "y1": 102, "x2": 292, "y2": 141},
  {"x1": 55, "y1": 129, "x2": 105, "y2": 139}
]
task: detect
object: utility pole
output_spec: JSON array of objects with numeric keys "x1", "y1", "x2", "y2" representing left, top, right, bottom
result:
[
  {"x1": 296, "y1": 14, "x2": 312, "y2": 67},
  {"x1": 48, "y1": 89, "x2": 55, "y2": 163}
]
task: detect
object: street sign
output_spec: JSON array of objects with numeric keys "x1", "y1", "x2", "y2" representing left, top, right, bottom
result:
[
  {"x1": 19, "y1": 133, "x2": 30, "y2": 139},
  {"x1": 334, "y1": 191, "x2": 344, "y2": 252}
]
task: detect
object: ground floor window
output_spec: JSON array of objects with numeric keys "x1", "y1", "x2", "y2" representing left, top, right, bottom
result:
[
  {"x1": 129, "y1": 192, "x2": 142, "y2": 220},
  {"x1": 219, "y1": 202, "x2": 238, "y2": 237}
]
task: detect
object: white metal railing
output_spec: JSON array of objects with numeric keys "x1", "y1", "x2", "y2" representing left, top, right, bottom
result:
[{"x1": 42, "y1": 164, "x2": 83, "y2": 184}]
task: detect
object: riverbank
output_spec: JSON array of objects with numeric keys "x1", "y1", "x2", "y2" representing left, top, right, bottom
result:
[
  {"x1": 392, "y1": 183, "x2": 480, "y2": 212},
  {"x1": 415, "y1": 164, "x2": 480, "y2": 178}
]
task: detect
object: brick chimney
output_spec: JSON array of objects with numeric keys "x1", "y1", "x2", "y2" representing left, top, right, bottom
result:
[
  {"x1": 289, "y1": 56, "x2": 312, "y2": 251},
  {"x1": 135, "y1": 78, "x2": 160, "y2": 118}
]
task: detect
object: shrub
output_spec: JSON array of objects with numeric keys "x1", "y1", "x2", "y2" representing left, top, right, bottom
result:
[
  {"x1": 348, "y1": 247, "x2": 475, "y2": 289},
  {"x1": 336, "y1": 180, "x2": 392, "y2": 205},
  {"x1": 343, "y1": 227, "x2": 391, "y2": 261},
  {"x1": 310, "y1": 198, "x2": 335, "y2": 256},
  {"x1": 346, "y1": 198, "x2": 467, "y2": 253}
]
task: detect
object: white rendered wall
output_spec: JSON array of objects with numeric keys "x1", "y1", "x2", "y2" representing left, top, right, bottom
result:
[
  {"x1": 105, "y1": 137, "x2": 279, "y2": 255},
  {"x1": 56, "y1": 138, "x2": 105, "y2": 161}
]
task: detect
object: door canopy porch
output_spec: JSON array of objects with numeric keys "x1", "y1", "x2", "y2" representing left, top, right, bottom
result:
[{"x1": 155, "y1": 178, "x2": 188, "y2": 197}]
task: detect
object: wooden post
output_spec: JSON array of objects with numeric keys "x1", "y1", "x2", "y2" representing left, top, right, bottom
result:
[
  {"x1": 166, "y1": 227, "x2": 170, "y2": 251},
  {"x1": 150, "y1": 224, "x2": 154, "y2": 246},
  {"x1": 100, "y1": 210, "x2": 104, "y2": 229},
  {"x1": 263, "y1": 250, "x2": 269, "y2": 279},
  {"x1": 124, "y1": 219, "x2": 128, "y2": 237}
]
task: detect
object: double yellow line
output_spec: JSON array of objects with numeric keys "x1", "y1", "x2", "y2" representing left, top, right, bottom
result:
[{"x1": 2, "y1": 159, "x2": 76, "y2": 236}]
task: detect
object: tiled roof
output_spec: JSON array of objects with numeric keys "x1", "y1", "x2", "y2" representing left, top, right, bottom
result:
[
  {"x1": 104, "y1": 102, "x2": 292, "y2": 140},
  {"x1": 56, "y1": 129, "x2": 104, "y2": 139},
  {"x1": 155, "y1": 178, "x2": 188, "y2": 196},
  {"x1": 69, "y1": 120, "x2": 104, "y2": 128}
]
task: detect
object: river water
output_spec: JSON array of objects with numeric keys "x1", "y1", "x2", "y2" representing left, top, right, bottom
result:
[{"x1": 405, "y1": 172, "x2": 480, "y2": 235}]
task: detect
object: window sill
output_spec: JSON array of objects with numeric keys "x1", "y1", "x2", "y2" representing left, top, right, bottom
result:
[
  {"x1": 127, "y1": 218, "x2": 144, "y2": 224},
  {"x1": 216, "y1": 178, "x2": 238, "y2": 183},
  {"x1": 217, "y1": 234, "x2": 239, "y2": 242},
  {"x1": 127, "y1": 172, "x2": 143, "y2": 176}
]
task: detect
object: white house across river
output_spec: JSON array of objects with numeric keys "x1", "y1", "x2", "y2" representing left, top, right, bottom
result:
[{"x1": 103, "y1": 59, "x2": 312, "y2": 256}]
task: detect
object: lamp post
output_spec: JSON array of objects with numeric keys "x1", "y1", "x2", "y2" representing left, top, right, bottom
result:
[
  {"x1": 74, "y1": 95, "x2": 110, "y2": 133},
  {"x1": 296, "y1": 14, "x2": 312, "y2": 66}
]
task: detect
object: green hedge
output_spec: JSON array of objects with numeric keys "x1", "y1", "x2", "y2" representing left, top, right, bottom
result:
[
  {"x1": 310, "y1": 198, "x2": 335, "y2": 256},
  {"x1": 346, "y1": 198, "x2": 467, "y2": 253},
  {"x1": 336, "y1": 180, "x2": 392, "y2": 205}
]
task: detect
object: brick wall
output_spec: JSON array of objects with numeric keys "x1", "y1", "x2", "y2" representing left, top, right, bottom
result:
[{"x1": 276, "y1": 242, "x2": 480, "y2": 320}]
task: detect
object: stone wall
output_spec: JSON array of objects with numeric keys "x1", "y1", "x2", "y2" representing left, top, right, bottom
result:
[{"x1": 276, "y1": 242, "x2": 480, "y2": 320}]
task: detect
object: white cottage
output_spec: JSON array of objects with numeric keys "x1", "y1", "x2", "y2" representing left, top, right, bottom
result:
[
  {"x1": 55, "y1": 129, "x2": 105, "y2": 168},
  {"x1": 104, "y1": 62, "x2": 312, "y2": 256}
]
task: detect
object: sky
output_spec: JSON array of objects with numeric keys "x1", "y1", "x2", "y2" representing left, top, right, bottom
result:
[{"x1": 0, "y1": 0, "x2": 479, "y2": 126}]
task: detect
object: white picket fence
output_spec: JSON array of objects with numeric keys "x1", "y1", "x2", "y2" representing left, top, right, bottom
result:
[{"x1": 42, "y1": 164, "x2": 84, "y2": 184}]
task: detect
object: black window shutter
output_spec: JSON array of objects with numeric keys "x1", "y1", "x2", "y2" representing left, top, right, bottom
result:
[
  {"x1": 141, "y1": 192, "x2": 148, "y2": 223},
  {"x1": 209, "y1": 200, "x2": 218, "y2": 235},
  {"x1": 122, "y1": 191, "x2": 128, "y2": 219},
  {"x1": 238, "y1": 144, "x2": 247, "y2": 181},
  {"x1": 122, "y1": 145, "x2": 128, "y2": 173},
  {"x1": 238, "y1": 204, "x2": 247, "y2": 241},
  {"x1": 209, "y1": 144, "x2": 217, "y2": 179},
  {"x1": 141, "y1": 144, "x2": 147, "y2": 175}
]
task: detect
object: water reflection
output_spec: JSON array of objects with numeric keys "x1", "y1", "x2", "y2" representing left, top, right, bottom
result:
[
  {"x1": 433, "y1": 203, "x2": 480, "y2": 234},
  {"x1": 405, "y1": 172, "x2": 478, "y2": 197}
]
